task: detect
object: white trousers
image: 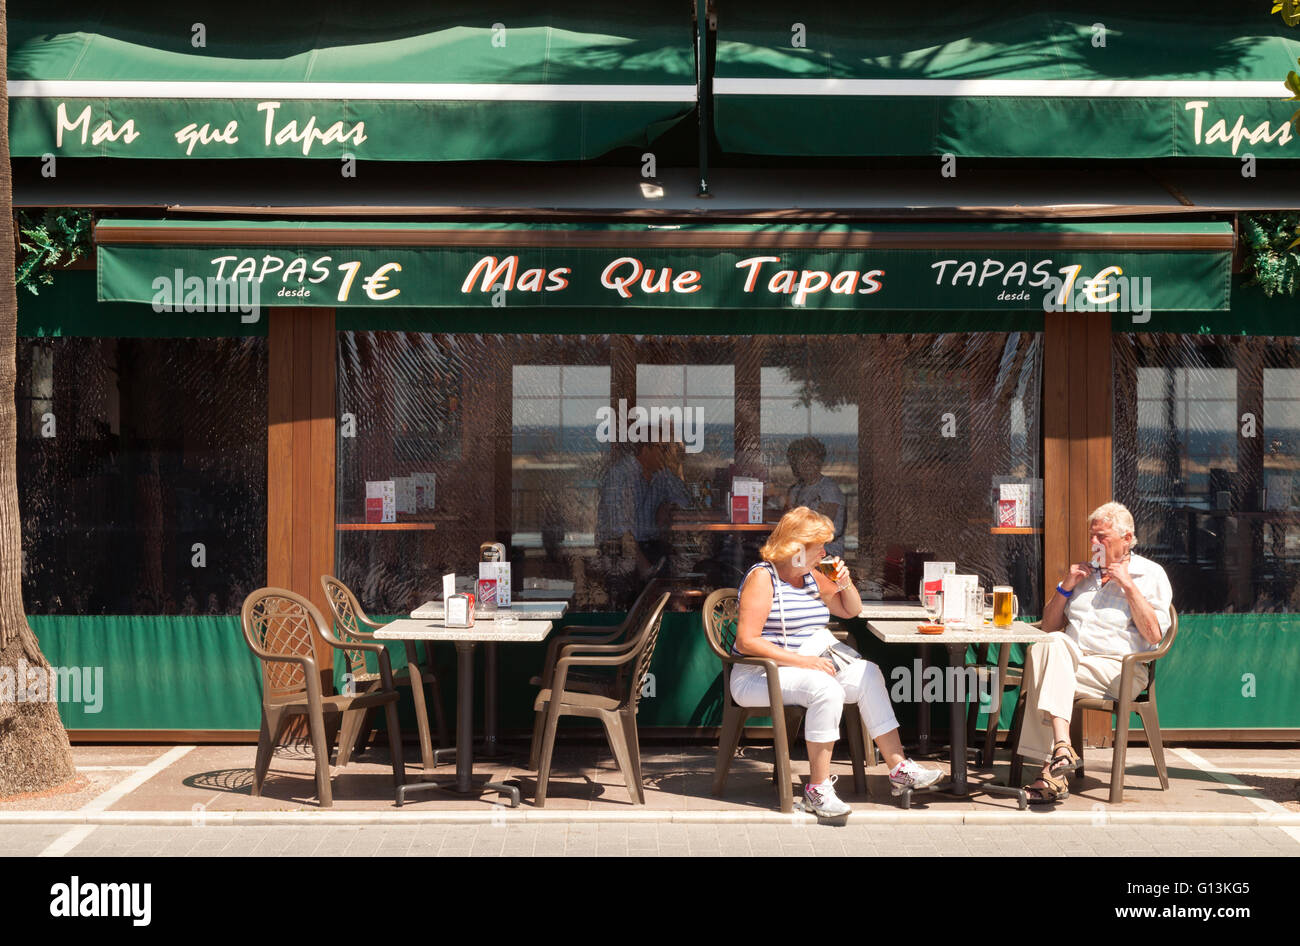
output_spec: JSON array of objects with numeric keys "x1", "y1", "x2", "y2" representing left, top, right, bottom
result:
[
  {"x1": 1016, "y1": 633, "x2": 1149, "y2": 762},
  {"x1": 730, "y1": 658, "x2": 900, "y2": 744}
]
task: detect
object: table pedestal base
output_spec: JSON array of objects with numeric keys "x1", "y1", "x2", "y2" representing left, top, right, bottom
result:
[
  {"x1": 895, "y1": 778, "x2": 1027, "y2": 810},
  {"x1": 396, "y1": 777, "x2": 520, "y2": 808},
  {"x1": 394, "y1": 640, "x2": 520, "y2": 808},
  {"x1": 895, "y1": 641, "x2": 1029, "y2": 811}
]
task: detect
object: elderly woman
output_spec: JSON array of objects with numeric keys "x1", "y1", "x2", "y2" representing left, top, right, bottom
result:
[
  {"x1": 1019, "y1": 501, "x2": 1174, "y2": 805},
  {"x1": 731, "y1": 506, "x2": 940, "y2": 816}
]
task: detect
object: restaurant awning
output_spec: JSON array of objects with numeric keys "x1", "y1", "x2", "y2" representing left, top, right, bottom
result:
[
  {"x1": 713, "y1": 2, "x2": 1300, "y2": 158},
  {"x1": 95, "y1": 219, "x2": 1234, "y2": 314},
  {"x1": 8, "y1": 2, "x2": 696, "y2": 161}
]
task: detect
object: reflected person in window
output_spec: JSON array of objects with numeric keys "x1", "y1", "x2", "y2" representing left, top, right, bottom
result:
[
  {"x1": 640, "y1": 438, "x2": 690, "y2": 566},
  {"x1": 731, "y1": 507, "x2": 941, "y2": 816},
  {"x1": 1018, "y1": 501, "x2": 1173, "y2": 805},
  {"x1": 783, "y1": 437, "x2": 845, "y2": 557},
  {"x1": 594, "y1": 441, "x2": 663, "y2": 606}
]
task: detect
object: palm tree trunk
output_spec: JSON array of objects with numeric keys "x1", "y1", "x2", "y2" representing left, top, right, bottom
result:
[{"x1": 0, "y1": 0, "x2": 76, "y2": 796}]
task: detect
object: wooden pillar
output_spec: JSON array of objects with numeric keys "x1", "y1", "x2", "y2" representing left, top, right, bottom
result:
[
  {"x1": 268, "y1": 307, "x2": 337, "y2": 671},
  {"x1": 1043, "y1": 311, "x2": 1113, "y2": 745}
]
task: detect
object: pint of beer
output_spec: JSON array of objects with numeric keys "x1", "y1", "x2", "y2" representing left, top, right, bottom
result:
[
  {"x1": 816, "y1": 557, "x2": 839, "y2": 579},
  {"x1": 992, "y1": 585, "x2": 1018, "y2": 627}
]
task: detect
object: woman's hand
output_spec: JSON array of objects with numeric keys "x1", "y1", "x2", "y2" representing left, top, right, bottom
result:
[
  {"x1": 796, "y1": 654, "x2": 837, "y2": 676},
  {"x1": 828, "y1": 557, "x2": 852, "y2": 591}
]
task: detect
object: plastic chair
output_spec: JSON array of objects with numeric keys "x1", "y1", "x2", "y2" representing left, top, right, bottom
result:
[
  {"x1": 1009, "y1": 605, "x2": 1179, "y2": 804},
  {"x1": 528, "y1": 573, "x2": 668, "y2": 770},
  {"x1": 240, "y1": 587, "x2": 405, "y2": 808},
  {"x1": 321, "y1": 575, "x2": 450, "y2": 768},
  {"x1": 702, "y1": 588, "x2": 871, "y2": 813},
  {"x1": 531, "y1": 592, "x2": 671, "y2": 807}
]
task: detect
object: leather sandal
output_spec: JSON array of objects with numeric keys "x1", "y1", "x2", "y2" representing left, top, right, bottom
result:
[
  {"x1": 1024, "y1": 773, "x2": 1069, "y2": 805},
  {"x1": 1048, "y1": 739, "x2": 1081, "y2": 777}
]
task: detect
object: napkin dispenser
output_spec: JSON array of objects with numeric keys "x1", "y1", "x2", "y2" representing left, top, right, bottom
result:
[{"x1": 445, "y1": 592, "x2": 476, "y2": 628}]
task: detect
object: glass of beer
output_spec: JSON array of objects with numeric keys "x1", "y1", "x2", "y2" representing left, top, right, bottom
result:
[
  {"x1": 992, "y1": 585, "x2": 1019, "y2": 627},
  {"x1": 816, "y1": 557, "x2": 839, "y2": 579}
]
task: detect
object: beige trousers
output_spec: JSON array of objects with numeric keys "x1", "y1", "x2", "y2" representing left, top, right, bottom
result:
[{"x1": 1015, "y1": 633, "x2": 1148, "y2": 762}]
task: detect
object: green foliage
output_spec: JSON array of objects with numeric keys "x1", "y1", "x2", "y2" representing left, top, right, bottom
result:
[
  {"x1": 15, "y1": 208, "x2": 94, "y2": 295},
  {"x1": 1240, "y1": 212, "x2": 1300, "y2": 297}
]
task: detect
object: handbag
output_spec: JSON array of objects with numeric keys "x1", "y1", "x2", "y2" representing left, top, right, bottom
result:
[{"x1": 766, "y1": 562, "x2": 861, "y2": 674}]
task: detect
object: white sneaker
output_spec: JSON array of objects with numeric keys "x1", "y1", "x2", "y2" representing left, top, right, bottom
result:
[
  {"x1": 802, "y1": 775, "x2": 853, "y2": 817},
  {"x1": 889, "y1": 759, "x2": 943, "y2": 796}
]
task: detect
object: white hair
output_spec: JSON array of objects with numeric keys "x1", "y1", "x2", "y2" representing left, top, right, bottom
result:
[{"x1": 1089, "y1": 501, "x2": 1137, "y2": 545}]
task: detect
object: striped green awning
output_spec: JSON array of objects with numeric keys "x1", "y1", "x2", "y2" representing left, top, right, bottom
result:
[
  {"x1": 714, "y1": 1, "x2": 1300, "y2": 159},
  {"x1": 8, "y1": 1, "x2": 696, "y2": 161}
]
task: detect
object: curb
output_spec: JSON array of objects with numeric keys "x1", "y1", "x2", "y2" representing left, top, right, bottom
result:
[{"x1": 2, "y1": 810, "x2": 1299, "y2": 827}]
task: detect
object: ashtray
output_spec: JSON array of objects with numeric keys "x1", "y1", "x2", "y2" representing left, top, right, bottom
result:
[{"x1": 916, "y1": 623, "x2": 945, "y2": 635}]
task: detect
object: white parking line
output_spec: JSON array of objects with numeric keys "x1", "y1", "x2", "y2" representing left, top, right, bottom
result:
[
  {"x1": 1173, "y1": 748, "x2": 1300, "y2": 847},
  {"x1": 79, "y1": 746, "x2": 194, "y2": 813},
  {"x1": 37, "y1": 746, "x2": 195, "y2": 858}
]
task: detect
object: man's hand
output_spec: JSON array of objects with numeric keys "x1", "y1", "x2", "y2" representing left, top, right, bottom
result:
[
  {"x1": 1106, "y1": 558, "x2": 1134, "y2": 591},
  {"x1": 1061, "y1": 563, "x2": 1091, "y2": 592}
]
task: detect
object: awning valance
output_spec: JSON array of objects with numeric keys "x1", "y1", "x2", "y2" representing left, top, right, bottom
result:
[
  {"x1": 714, "y1": 2, "x2": 1300, "y2": 159},
  {"x1": 9, "y1": 2, "x2": 696, "y2": 161},
  {"x1": 95, "y1": 219, "x2": 1234, "y2": 315}
]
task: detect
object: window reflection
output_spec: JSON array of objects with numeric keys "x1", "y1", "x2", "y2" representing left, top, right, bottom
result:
[
  {"x1": 18, "y1": 337, "x2": 268, "y2": 614},
  {"x1": 337, "y1": 331, "x2": 1043, "y2": 614},
  {"x1": 1117, "y1": 336, "x2": 1300, "y2": 613}
]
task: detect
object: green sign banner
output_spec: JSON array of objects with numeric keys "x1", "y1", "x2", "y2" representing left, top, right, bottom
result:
[{"x1": 97, "y1": 221, "x2": 1234, "y2": 313}]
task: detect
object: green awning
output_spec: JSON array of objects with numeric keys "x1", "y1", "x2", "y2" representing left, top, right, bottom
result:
[
  {"x1": 9, "y1": 2, "x2": 696, "y2": 161},
  {"x1": 95, "y1": 219, "x2": 1234, "y2": 316},
  {"x1": 714, "y1": 2, "x2": 1300, "y2": 159}
]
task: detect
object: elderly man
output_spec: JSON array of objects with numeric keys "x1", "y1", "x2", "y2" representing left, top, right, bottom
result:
[{"x1": 1018, "y1": 501, "x2": 1173, "y2": 805}]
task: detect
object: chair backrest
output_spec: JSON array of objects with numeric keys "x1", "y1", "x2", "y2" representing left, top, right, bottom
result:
[
  {"x1": 701, "y1": 588, "x2": 740, "y2": 661},
  {"x1": 241, "y1": 588, "x2": 328, "y2": 704},
  {"x1": 1146, "y1": 604, "x2": 1179, "y2": 687},
  {"x1": 624, "y1": 592, "x2": 672, "y2": 710},
  {"x1": 320, "y1": 575, "x2": 374, "y2": 678},
  {"x1": 602, "y1": 576, "x2": 671, "y2": 689}
]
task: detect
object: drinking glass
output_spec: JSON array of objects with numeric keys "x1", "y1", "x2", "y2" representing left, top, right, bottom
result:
[
  {"x1": 923, "y1": 590, "x2": 943, "y2": 623},
  {"x1": 992, "y1": 586, "x2": 1020, "y2": 627},
  {"x1": 983, "y1": 593, "x2": 995, "y2": 625}
]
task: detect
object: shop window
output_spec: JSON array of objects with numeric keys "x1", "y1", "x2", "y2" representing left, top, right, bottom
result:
[
  {"x1": 512, "y1": 363, "x2": 611, "y2": 554},
  {"x1": 1115, "y1": 335, "x2": 1300, "y2": 613},
  {"x1": 760, "y1": 364, "x2": 858, "y2": 556},
  {"x1": 336, "y1": 330, "x2": 1042, "y2": 614},
  {"x1": 16, "y1": 337, "x2": 268, "y2": 615}
]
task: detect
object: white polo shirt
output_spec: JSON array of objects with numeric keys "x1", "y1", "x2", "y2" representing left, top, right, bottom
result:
[{"x1": 1064, "y1": 552, "x2": 1173, "y2": 656}]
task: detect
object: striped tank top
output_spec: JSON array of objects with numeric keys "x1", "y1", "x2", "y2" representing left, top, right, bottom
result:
[{"x1": 734, "y1": 562, "x2": 830, "y2": 654}]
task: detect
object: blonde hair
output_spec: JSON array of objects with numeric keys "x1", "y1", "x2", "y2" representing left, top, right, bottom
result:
[
  {"x1": 1089, "y1": 501, "x2": 1137, "y2": 545},
  {"x1": 760, "y1": 506, "x2": 834, "y2": 564}
]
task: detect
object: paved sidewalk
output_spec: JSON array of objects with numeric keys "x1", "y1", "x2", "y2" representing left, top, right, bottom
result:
[
  {"x1": 0, "y1": 741, "x2": 1295, "y2": 821},
  {"x1": 5, "y1": 822, "x2": 1299, "y2": 857}
]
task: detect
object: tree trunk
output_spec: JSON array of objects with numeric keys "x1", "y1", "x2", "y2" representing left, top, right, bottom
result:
[{"x1": 0, "y1": 0, "x2": 77, "y2": 797}]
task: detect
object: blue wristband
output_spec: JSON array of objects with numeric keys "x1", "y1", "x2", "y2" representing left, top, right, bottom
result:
[{"x1": 1056, "y1": 583, "x2": 1073, "y2": 598}]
